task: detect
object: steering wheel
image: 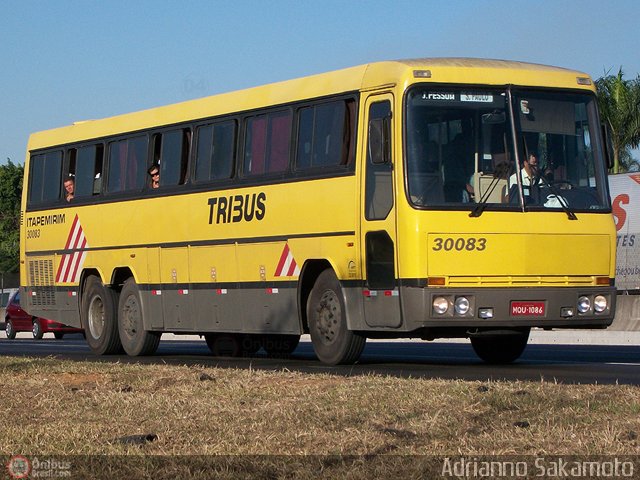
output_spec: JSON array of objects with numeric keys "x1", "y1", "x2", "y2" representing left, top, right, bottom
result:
[{"x1": 551, "y1": 180, "x2": 573, "y2": 190}]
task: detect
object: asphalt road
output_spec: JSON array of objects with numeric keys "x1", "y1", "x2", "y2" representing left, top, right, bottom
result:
[{"x1": 1, "y1": 332, "x2": 639, "y2": 385}]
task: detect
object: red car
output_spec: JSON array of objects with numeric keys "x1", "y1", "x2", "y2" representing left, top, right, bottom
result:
[{"x1": 4, "y1": 290, "x2": 84, "y2": 340}]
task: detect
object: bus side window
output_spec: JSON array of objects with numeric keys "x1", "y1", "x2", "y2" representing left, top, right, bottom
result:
[
  {"x1": 28, "y1": 151, "x2": 63, "y2": 205},
  {"x1": 74, "y1": 144, "x2": 104, "y2": 197},
  {"x1": 194, "y1": 120, "x2": 236, "y2": 182},
  {"x1": 243, "y1": 110, "x2": 291, "y2": 176},
  {"x1": 107, "y1": 136, "x2": 147, "y2": 193},
  {"x1": 296, "y1": 99, "x2": 355, "y2": 170},
  {"x1": 152, "y1": 128, "x2": 191, "y2": 187}
]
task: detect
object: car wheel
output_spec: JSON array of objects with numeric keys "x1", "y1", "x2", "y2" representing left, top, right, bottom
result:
[
  {"x1": 5, "y1": 319, "x2": 16, "y2": 339},
  {"x1": 32, "y1": 319, "x2": 44, "y2": 340},
  {"x1": 117, "y1": 278, "x2": 160, "y2": 356},
  {"x1": 82, "y1": 275, "x2": 122, "y2": 355}
]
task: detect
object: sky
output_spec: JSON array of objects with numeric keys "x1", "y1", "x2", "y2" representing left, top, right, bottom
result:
[{"x1": 1, "y1": 0, "x2": 639, "y2": 166}]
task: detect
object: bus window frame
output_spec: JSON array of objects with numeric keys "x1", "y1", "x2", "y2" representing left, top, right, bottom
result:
[
  {"x1": 24, "y1": 93, "x2": 360, "y2": 212},
  {"x1": 27, "y1": 149, "x2": 64, "y2": 208},
  {"x1": 104, "y1": 134, "x2": 150, "y2": 197},
  {"x1": 191, "y1": 117, "x2": 238, "y2": 186},
  {"x1": 240, "y1": 107, "x2": 294, "y2": 178},
  {"x1": 294, "y1": 97, "x2": 357, "y2": 173},
  {"x1": 64, "y1": 142, "x2": 105, "y2": 200}
]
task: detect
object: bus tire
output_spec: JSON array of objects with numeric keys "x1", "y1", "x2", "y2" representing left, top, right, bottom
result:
[
  {"x1": 307, "y1": 269, "x2": 366, "y2": 365},
  {"x1": 118, "y1": 278, "x2": 160, "y2": 356},
  {"x1": 82, "y1": 276, "x2": 122, "y2": 355},
  {"x1": 470, "y1": 328, "x2": 530, "y2": 364}
]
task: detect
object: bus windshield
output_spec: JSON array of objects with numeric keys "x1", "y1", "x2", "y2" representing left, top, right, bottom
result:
[{"x1": 405, "y1": 87, "x2": 609, "y2": 212}]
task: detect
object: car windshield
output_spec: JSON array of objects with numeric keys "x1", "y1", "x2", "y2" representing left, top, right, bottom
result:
[{"x1": 405, "y1": 87, "x2": 610, "y2": 212}]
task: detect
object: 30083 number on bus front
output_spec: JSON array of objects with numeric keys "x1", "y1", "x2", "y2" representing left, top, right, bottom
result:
[{"x1": 432, "y1": 237, "x2": 487, "y2": 252}]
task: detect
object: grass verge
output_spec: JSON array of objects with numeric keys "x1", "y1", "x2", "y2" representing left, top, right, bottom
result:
[{"x1": 1, "y1": 356, "x2": 638, "y2": 477}]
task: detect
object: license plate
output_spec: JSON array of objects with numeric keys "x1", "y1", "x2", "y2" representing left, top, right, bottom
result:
[{"x1": 511, "y1": 301, "x2": 545, "y2": 316}]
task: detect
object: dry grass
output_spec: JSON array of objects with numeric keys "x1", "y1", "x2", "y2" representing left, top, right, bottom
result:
[{"x1": 1, "y1": 356, "x2": 638, "y2": 478}]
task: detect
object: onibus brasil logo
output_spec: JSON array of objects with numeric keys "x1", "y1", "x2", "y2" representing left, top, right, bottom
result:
[
  {"x1": 6, "y1": 455, "x2": 71, "y2": 478},
  {"x1": 6, "y1": 455, "x2": 31, "y2": 479}
]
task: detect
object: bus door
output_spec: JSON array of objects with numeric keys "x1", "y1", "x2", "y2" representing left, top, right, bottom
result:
[{"x1": 360, "y1": 93, "x2": 402, "y2": 328}]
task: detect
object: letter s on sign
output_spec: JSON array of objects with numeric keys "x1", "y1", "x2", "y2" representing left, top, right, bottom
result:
[{"x1": 612, "y1": 194, "x2": 629, "y2": 232}]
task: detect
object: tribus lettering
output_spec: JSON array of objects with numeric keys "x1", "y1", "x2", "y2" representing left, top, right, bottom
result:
[{"x1": 208, "y1": 192, "x2": 266, "y2": 224}]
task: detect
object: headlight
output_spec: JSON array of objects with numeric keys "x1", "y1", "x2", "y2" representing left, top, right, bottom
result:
[
  {"x1": 594, "y1": 295, "x2": 608, "y2": 313},
  {"x1": 454, "y1": 297, "x2": 470, "y2": 315},
  {"x1": 433, "y1": 297, "x2": 449, "y2": 315},
  {"x1": 577, "y1": 296, "x2": 591, "y2": 314}
]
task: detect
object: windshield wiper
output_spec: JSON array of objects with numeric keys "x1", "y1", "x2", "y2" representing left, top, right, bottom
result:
[{"x1": 469, "y1": 163, "x2": 510, "y2": 218}]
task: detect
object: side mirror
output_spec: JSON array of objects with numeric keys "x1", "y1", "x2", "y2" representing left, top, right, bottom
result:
[{"x1": 369, "y1": 117, "x2": 391, "y2": 165}]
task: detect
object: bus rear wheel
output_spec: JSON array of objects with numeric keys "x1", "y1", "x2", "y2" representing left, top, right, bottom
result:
[
  {"x1": 470, "y1": 328, "x2": 530, "y2": 364},
  {"x1": 118, "y1": 278, "x2": 160, "y2": 356},
  {"x1": 82, "y1": 276, "x2": 122, "y2": 355},
  {"x1": 307, "y1": 269, "x2": 365, "y2": 365}
]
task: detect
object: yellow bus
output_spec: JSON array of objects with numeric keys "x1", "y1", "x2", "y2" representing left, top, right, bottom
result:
[{"x1": 20, "y1": 58, "x2": 616, "y2": 365}]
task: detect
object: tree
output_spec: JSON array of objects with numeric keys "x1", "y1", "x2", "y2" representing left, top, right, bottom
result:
[
  {"x1": 595, "y1": 68, "x2": 640, "y2": 173},
  {"x1": 0, "y1": 160, "x2": 23, "y2": 273}
]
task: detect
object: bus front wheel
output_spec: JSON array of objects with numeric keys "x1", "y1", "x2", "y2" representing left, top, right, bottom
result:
[
  {"x1": 307, "y1": 269, "x2": 365, "y2": 365},
  {"x1": 470, "y1": 328, "x2": 530, "y2": 364},
  {"x1": 118, "y1": 278, "x2": 160, "y2": 356},
  {"x1": 82, "y1": 276, "x2": 122, "y2": 355}
]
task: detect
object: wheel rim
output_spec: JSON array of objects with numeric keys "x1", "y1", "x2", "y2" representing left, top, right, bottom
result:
[
  {"x1": 316, "y1": 289, "x2": 341, "y2": 344},
  {"x1": 121, "y1": 294, "x2": 140, "y2": 340},
  {"x1": 6, "y1": 321, "x2": 13, "y2": 337},
  {"x1": 32, "y1": 321, "x2": 38, "y2": 337},
  {"x1": 88, "y1": 295, "x2": 105, "y2": 339}
]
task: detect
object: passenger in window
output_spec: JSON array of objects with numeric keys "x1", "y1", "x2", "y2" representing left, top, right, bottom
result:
[
  {"x1": 148, "y1": 164, "x2": 160, "y2": 189},
  {"x1": 63, "y1": 177, "x2": 75, "y2": 202}
]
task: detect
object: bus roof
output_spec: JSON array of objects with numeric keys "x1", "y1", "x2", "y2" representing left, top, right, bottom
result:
[{"x1": 26, "y1": 58, "x2": 594, "y2": 153}]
